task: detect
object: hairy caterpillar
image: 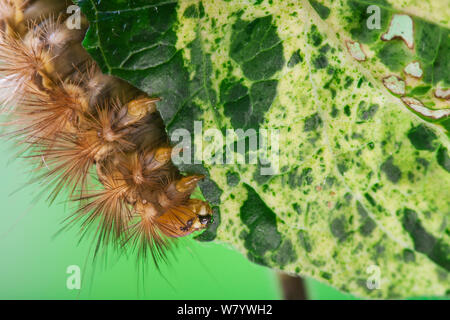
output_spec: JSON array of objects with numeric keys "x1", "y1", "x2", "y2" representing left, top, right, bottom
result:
[{"x1": 0, "y1": 0, "x2": 212, "y2": 261}]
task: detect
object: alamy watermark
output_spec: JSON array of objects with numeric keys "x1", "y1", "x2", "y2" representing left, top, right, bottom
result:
[
  {"x1": 366, "y1": 5, "x2": 381, "y2": 30},
  {"x1": 66, "y1": 265, "x2": 81, "y2": 290},
  {"x1": 366, "y1": 265, "x2": 381, "y2": 290},
  {"x1": 171, "y1": 121, "x2": 280, "y2": 176},
  {"x1": 66, "y1": 5, "x2": 82, "y2": 30}
]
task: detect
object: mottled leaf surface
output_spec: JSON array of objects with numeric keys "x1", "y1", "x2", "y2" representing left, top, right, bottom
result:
[{"x1": 75, "y1": 0, "x2": 450, "y2": 298}]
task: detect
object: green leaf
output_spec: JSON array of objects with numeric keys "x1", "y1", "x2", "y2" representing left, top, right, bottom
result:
[{"x1": 75, "y1": 0, "x2": 450, "y2": 298}]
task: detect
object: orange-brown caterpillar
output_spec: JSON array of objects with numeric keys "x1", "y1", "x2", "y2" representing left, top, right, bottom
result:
[{"x1": 0, "y1": 0, "x2": 212, "y2": 261}]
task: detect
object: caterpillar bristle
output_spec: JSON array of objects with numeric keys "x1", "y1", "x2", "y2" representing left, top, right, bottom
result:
[
  {"x1": 29, "y1": 132, "x2": 96, "y2": 202},
  {"x1": 126, "y1": 215, "x2": 173, "y2": 264},
  {"x1": 6, "y1": 84, "x2": 83, "y2": 144},
  {"x1": 0, "y1": 29, "x2": 42, "y2": 108},
  {"x1": 72, "y1": 172, "x2": 132, "y2": 249},
  {"x1": 0, "y1": 0, "x2": 213, "y2": 264},
  {"x1": 0, "y1": 1, "x2": 15, "y2": 33},
  {"x1": 22, "y1": 1, "x2": 72, "y2": 30}
]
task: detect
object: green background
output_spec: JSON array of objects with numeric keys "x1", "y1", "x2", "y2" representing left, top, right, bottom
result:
[{"x1": 0, "y1": 139, "x2": 353, "y2": 300}]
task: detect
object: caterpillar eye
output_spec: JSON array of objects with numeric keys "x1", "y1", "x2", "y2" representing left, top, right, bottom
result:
[
  {"x1": 200, "y1": 215, "x2": 212, "y2": 225},
  {"x1": 179, "y1": 218, "x2": 195, "y2": 232}
]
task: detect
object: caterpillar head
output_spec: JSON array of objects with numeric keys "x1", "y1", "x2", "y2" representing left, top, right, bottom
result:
[{"x1": 156, "y1": 199, "x2": 213, "y2": 238}]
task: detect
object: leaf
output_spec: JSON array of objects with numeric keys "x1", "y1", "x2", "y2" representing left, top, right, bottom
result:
[{"x1": 75, "y1": 0, "x2": 450, "y2": 298}]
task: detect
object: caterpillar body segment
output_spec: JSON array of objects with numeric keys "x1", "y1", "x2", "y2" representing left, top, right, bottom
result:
[{"x1": 0, "y1": 0, "x2": 212, "y2": 260}]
